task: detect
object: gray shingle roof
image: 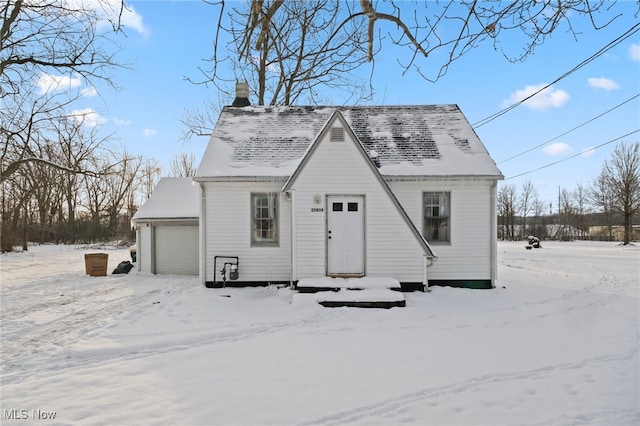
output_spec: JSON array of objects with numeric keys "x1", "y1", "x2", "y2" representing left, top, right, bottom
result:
[{"x1": 196, "y1": 105, "x2": 503, "y2": 179}]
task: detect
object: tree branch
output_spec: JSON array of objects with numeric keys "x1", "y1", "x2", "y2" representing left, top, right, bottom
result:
[{"x1": 1, "y1": 157, "x2": 102, "y2": 182}]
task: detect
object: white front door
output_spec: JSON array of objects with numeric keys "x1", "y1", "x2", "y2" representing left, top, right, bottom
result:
[{"x1": 327, "y1": 195, "x2": 365, "y2": 275}]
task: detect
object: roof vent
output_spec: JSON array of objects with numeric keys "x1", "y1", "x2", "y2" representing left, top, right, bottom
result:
[
  {"x1": 330, "y1": 127, "x2": 344, "y2": 142},
  {"x1": 232, "y1": 82, "x2": 250, "y2": 107}
]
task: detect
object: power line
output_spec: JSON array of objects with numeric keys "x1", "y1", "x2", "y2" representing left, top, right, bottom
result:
[
  {"x1": 504, "y1": 129, "x2": 640, "y2": 180},
  {"x1": 472, "y1": 22, "x2": 640, "y2": 129},
  {"x1": 497, "y1": 93, "x2": 640, "y2": 164}
]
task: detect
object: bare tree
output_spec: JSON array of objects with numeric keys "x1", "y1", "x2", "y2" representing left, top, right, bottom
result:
[
  {"x1": 531, "y1": 198, "x2": 547, "y2": 239},
  {"x1": 180, "y1": 98, "x2": 223, "y2": 141},
  {"x1": 498, "y1": 183, "x2": 518, "y2": 240},
  {"x1": 1, "y1": 0, "x2": 125, "y2": 96},
  {"x1": 82, "y1": 159, "x2": 111, "y2": 241},
  {"x1": 195, "y1": 0, "x2": 371, "y2": 107},
  {"x1": 519, "y1": 179, "x2": 538, "y2": 236},
  {"x1": 600, "y1": 142, "x2": 640, "y2": 245},
  {"x1": 573, "y1": 183, "x2": 590, "y2": 236},
  {"x1": 169, "y1": 152, "x2": 197, "y2": 177},
  {"x1": 51, "y1": 116, "x2": 113, "y2": 243},
  {"x1": 103, "y1": 149, "x2": 143, "y2": 239},
  {"x1": 558, "y1": 187, "x2": 578, "y2": 240},
  {"x1": 1, "y1": 0, "x2": 127, "y2": 180},
  {"x1": 200, "y1": 0, "x2": 631, "y2": 98},
  {"x1": 183, "y1": 1, "x2": 633, "y2": 141},
  {"x1": 1, "y1": 1, "x2": 134, "y2": 249},
  {"x1": 589, "y1": 169, "x2": 616, "y2": 239},
  {"x1": 139, "y1": 159, "x2": 162, "y2": 200}
]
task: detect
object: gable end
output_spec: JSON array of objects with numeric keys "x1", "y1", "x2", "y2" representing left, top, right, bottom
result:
[{"x1": 283, "y1": 110, "x2": 435, "y2": 259}]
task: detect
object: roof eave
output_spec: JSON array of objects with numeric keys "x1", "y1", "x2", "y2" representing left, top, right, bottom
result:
[
  {"x1": 382, "y1": 174, "x2": 504, "y2": 181},
  {"x1": 194, "y1": 176, "x2": 290, "y2": 183},
  {"x1": 132, "y1": 217, "x2": 199, "y2": 223}
]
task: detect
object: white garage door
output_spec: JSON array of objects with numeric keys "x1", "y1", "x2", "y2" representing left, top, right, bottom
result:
[{"x1": 155, "y1": 225, "x2": 198, "y2": 275}]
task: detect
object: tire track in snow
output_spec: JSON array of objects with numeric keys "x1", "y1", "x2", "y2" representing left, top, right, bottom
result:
[
  {"x1": 429, "y1": 273, "x2": 626, "y2": 332},
  {"x1": 298, "y1": 348, "x2": 639, "y2": 426},
  {"x1": 1, "y1": 286, "x2": 162, "y2": 381},
  {"x1": 2, "y1": 303, "x2": 345, "y2": 385},
  {"x1": 514, "y1": 409, "x2": 640, "y2": 426}
]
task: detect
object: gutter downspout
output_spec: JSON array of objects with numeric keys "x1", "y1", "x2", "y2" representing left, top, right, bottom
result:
[
  {"x1": 288, "y1": 190, "x2": 297, "y2": 288},
  {"x1": 423, "y1": 254, "x2": 436, "y2": 292},
  {"x1": 199, "y1": 182, "x2": 207, "y2": 286},
  {"x1": 136, "y1": 226, "x2": 141, "y2": 272},
  {"x1": 150, "y1": 224, "x2": 156, "y2": 274},
  {"x1": 490, "y1": 181, "x2": 498, "y2": 288},
  {"x1": 422, "y1": 255, "x2": 428, "y2": 290}
]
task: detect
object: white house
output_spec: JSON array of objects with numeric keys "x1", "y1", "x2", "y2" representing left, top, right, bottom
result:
[
  {"x1": 191, "y1": 96, "x2": 504, "y2": 290},
  {"x1": 132, "y1": 177, "x2": 199, "y2": 275}
]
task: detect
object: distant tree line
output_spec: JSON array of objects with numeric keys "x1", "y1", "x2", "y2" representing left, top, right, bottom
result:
[
  {"x1": 499, "y1": 142, "x2": 640, "y2": 245},
  {"x1": 2, "y1": 144, "x2": 195, "y2": 252}
]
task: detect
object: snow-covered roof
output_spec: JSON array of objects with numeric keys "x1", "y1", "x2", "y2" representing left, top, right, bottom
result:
[
  {"x1": 195, "y1": 105, "x2": 503, "y2": 179},
  {"x1": 132, "y1": 177, "x2": 199, "y2": 222}
]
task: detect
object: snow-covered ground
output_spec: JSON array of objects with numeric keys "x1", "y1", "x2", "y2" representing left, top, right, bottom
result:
[{"x1": 1, "y1": 241, "x2": 638, "y2": 425}]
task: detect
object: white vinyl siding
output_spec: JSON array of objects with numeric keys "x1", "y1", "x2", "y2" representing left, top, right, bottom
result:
[
  {"x1": 389, "y1": 179, "x2": 494, "y2": 281},
  {"x1": 203, "y1": 182, "x2": 291, "y2": 283},
  {"x1": 289, "y1": 121, "x2": 426, "y2": 283}
]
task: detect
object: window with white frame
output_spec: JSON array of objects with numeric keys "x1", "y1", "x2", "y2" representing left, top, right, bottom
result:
[
  {"x1": 251, "y1": 193, "x2": 279, "y2": 245},
  {"x1": 423, "y1": 192, "x2": 450, "y2": 243}
]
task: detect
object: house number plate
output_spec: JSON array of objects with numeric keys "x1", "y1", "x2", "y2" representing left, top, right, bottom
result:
[{"x1": 310, "y1": 207, "x2": 324, "y2": 212}]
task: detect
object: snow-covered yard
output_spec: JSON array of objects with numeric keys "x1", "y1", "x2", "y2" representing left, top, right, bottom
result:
[{"x1": 1, "y1": 241, "x2": 638, "y2": 425}]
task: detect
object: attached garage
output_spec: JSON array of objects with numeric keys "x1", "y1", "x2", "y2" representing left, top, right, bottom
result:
[
  {"x1": 132, "y1": 178, "x2": 200, "y2": 275},
  {"x1": 154, "y1": 224, "x2": 198, "y2": 275}
]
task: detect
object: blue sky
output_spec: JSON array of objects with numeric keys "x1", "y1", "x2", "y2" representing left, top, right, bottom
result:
[{"x1": 60, "y1": 1, "x2": 639, "y2": 209}]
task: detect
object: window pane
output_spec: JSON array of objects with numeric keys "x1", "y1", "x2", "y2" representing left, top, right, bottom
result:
[
  {"x1": 347, "y1": 202, "x2": 358, "y2": 212},
  {"x1": 423, "y1": 192, "x2": 450, "y2": 242},
  {"x1": 333, "y1": 202, "x2": 343, "y2": 212},
  {"x1": 252, "y1": 193, "x2": 278, "y2": 244}
]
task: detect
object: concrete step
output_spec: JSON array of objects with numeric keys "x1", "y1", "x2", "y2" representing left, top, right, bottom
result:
[
  {"x1": 315, "y1": 288, "x2": 406, "y2": 309},
  {"x1": 296, "y1": 276, "x2": 401, "y2": 293}
]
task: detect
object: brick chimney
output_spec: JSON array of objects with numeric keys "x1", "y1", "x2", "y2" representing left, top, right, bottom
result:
[{"x1": 232, "y1": 82, "x2": 250, "y2": 107}]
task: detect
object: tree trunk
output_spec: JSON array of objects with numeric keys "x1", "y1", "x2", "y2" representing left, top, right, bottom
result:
[
  {"x1": 624, "y1": 211, "x2": 632, "y2": 245},
  {"x1": 21, "y1": 208, "x2": 28, "y2": 251}
]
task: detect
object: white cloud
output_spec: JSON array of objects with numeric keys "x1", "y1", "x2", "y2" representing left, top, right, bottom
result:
[
  {"x1": 630, "y1": 43, "x2": 640, "y2": 62},
  {"x1": 81, "y1": 87, "x2": 98, "y2": 97},
  {"x1": 580, "y1": 147, "x2": 597, "y2": 158},
  {"x1": 143, "y1": 128, "x2": 157, "y2": 137},
  {"x1": 120, "y1": 4, "x2": 149, "y2": 37},
  {"x1": 543, "y1": 142, "x2": 573, "y2": 156},
  {"x1": 37, "y1": 73, "x2": 82, "y2": 94},
  {"x1": 587, "y1": 77, "x2": 620, "y2": 91},
  {"x1": 114, "y1": 117, "x2": 132, "y2": 126},
  {"x1": 503, "y1": 83, "x2": 570, "y2": 110},
  {"x1": 68, "y1": 108, "x2": 107, "y2": 127},
  {"x1": 72, "y1": 0, "x2": 149, "y2": 36}
]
